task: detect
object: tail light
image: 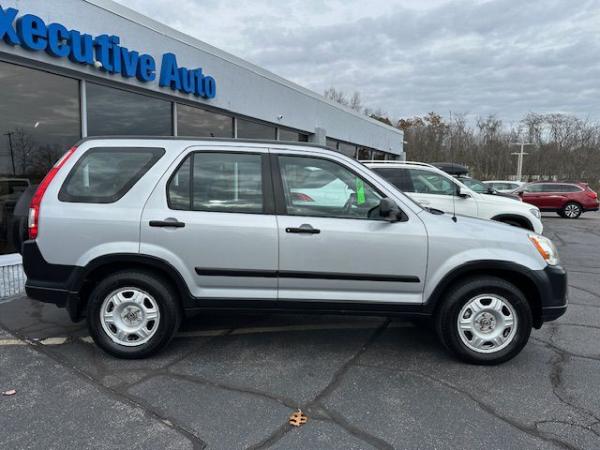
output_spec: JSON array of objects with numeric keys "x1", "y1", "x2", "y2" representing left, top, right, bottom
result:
[
  {"x1": 585, "y1": 190, "x2": 598, "y2": 200},
  {"x1": 28, "y1": 146, "x2": 78, "y2": 240}
]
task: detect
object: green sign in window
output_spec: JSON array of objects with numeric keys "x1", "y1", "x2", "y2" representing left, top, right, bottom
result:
[{"x1": 355, "y1": 178, "x2": 366, "y2": 204}]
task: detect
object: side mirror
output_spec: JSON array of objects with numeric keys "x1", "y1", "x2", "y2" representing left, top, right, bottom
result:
[
  {"x1": 458, "y1": 187, "x2": 471, "y2": 198},
  {"x1": 379, "y1": 198, "x2": 402, "y2": 222}
]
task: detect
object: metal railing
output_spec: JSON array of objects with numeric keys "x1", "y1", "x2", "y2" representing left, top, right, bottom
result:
[{"x1": 0, "y1": 263, "x2": 25, "y2": 299}]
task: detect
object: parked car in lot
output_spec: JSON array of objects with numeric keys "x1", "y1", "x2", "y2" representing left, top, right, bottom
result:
[
  {"x1": 23, "y1": 138, "x2": 567, "y2": 364},
  {"x1": 453, "y1": 176, "x2": 521, "y2": 201},
  {"x1": 484, "y1": 180, "x2": 525, "y2": 193},
  {"x1": 365, "y1": 162, "x2": 542, "y2": 233},
  {"x1": 514, "y1": 181, "x2": 599, "y2": 219}
]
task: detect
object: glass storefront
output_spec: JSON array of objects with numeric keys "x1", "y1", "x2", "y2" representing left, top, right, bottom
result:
[
  {"x1": 357, "y1": 147, "x2": 373, "y2": 160},
  {"x1": 0, "y1": 61, "x2": 80, "y2": 254},
  {"x1": 177, "y1": 103, "x2": 233, "y2": 138},
  {"x1": 87, "y1": 83, "x2": 172, "y2": 137},
  {"x1": 279, "y1": 128, "x2": 309, "y2": 142},
  {"x1": 237, "y1": 118, "x2": 277, "y2": 140},
  {"x1": 337, "y1": 142, "x2": 357, "y2": 158}
]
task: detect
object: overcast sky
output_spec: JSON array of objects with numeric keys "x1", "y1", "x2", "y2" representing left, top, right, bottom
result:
[{"x1": 114, "y1": 0, "x2": 600, "y2": 123}]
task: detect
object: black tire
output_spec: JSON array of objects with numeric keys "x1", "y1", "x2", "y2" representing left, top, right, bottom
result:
[
  {"x1": 557, "y1": 211, "x2": 566, "y2": 218},
  {"x1": 435, "y1": 276, "x2": 532, "y2": 365},
  {"x1": 560, "y1": 202, "x2": 582, "y2": 219},
  {"x1": 86, "y1": 270, "x2": 182, "y2": 359}
]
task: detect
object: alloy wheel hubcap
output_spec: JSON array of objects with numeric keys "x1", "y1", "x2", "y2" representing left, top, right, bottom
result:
[
  {"x1": 457, "y1": 294, "x2": 517, "y2": 353},
  {"x1": 565, "y1": 204, "x2": 580, "y2": 218},
  {"x1": 100, "y1": 288, "x2": 160, "y2": 347}
]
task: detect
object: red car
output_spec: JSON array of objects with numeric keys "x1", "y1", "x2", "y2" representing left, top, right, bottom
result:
[{"x1": 514, "y1": 181, "x2": 599, "y2": 219}]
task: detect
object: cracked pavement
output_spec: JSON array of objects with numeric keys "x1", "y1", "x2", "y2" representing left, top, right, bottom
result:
[{"x1": 0, "y1": 212, "x2": 599, "y2": 449}]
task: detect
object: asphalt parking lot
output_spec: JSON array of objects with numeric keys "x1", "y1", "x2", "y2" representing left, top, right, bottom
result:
[{"x1": 1, "y1": 212, "x2": 599, "y2": 450}]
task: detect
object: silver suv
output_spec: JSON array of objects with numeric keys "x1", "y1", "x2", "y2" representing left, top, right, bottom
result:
[{"x1": 23, "y1": 138, "x2": 567, "y2": 364}]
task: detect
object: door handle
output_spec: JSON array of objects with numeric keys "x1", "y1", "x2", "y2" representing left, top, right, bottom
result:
[
  {"x1": 286, "y1": 224, "x2": 320, "y2": 234},
  {"x1": 419, "y1": 200, "x2": 430, "y2": 206},
  {"x1": 149, "y1": 218, "x2": 186, "y2": 228}
]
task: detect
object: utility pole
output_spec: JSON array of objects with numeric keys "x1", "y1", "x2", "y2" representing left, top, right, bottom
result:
[
  {"x1": 510, "y1": 142, "x2": 533, "y2": 182},
  {"x1": 4, "y1": 132, "x2": 16, "y2": 176}
]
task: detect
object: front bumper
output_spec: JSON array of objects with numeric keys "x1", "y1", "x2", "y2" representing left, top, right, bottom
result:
[{"x1": 531, "y1": 264, "x2": 568, "y2": 325}]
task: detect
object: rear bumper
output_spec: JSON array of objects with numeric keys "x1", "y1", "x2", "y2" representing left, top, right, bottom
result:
[
  {"x1": 584, "y1": 206, "x2": 599, "y2": 212},
  {"x1": 23, "y1": 240, "x2": 82, "y2": 321}
]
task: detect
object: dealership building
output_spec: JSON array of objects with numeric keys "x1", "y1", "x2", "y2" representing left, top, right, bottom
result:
[{"x1": 0, "y1": 0, "x2": 405, "y2": 255}]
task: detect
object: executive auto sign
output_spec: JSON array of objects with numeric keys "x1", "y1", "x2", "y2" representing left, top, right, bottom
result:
[{"x1": 0, "y1": 5, "x2": 217, "y2": 99}]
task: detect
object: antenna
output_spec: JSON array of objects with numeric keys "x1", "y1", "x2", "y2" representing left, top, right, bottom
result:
[{"x1": 449, "y1": 111, "x2": 457, "y2": 222}]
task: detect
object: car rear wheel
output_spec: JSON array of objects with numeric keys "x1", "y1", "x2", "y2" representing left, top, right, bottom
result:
[
  {"x1": 87, "y1": 270, "x2": 182, "y2": 359},
  {"x1": 435, "y1": 276, "x2": 532, "y2": 365},
  {"x1": 561, "y1": 202, "x2": 582, "y2": 219}
]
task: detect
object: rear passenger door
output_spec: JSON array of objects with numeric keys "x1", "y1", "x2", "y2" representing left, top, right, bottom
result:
[{"x1": 140, "y1": 146, "x2": 279, "y2": 300}]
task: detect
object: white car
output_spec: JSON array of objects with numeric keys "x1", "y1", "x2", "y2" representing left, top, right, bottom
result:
[
  {"x1": 483, "y1": 180, "x2": 525, "y2": 193},
  {"x1": 366, "y1": 162, "x2": 543, "y2": 234}
]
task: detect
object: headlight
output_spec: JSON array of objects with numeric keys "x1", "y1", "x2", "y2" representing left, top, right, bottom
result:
[
  {"x1": 529, "y1": 234, "x2": 559, "y2": 265},
  {"x1": 530, "y1": 208, "x2": 541, "y2": 219}
]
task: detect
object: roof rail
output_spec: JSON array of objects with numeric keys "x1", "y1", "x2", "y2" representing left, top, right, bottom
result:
[{"x1": 359, "y1": 160, "x2": 437, "y2": 169}]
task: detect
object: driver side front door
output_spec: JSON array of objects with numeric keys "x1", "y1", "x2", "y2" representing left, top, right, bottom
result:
[{"x1": 273, "y1": 152, "x2": 427, "y2": 304}]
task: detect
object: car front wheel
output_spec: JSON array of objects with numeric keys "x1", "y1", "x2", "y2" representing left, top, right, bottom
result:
[
  {"x1": 87, "y1": 270, "x2": 182, "y2": 359},
  {"x1": 435, "y1": 276, "x2": 532, "y2": 365}
]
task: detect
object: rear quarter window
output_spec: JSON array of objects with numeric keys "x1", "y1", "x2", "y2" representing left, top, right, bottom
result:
[{"x1": 59, "y1": 147, "x2": 165, "y2": 203}]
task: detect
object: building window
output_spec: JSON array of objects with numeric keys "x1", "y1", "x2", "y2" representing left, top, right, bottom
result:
[
  {"x1": 0, "y1": 61, "x2": 81, "y2": 254},
  {"x1": 177, "y1": 103, "x2": 233, "y2": 138},
  {"x1": 337, "y1": 142, "x2": 357, "y2": 158},
  {"x1": 237, "y1": 118, "x2": 276, "y2": 140},
  {"x1": 87, "y1": 83, "x2": 172, "y2": 137},
  {"x1": 372, "y1": 150, "x2": 386, "y2": 160},
  {"x1": 357, "y1": 147, "x2": 372, "y2": 160},
  {"x1": 279, "y1": 128, "x2": 309, "y2": 142},
  {"x1": 326, "y1": 138, "x2": 338, "y2": 150}
]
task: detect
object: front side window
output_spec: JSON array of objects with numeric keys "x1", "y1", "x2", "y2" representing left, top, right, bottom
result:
[
  {"x1": 278, "y1": 156, "x2": 383, "y2": 219},
  {"x1": 168, "y1": 152, "x2": 263, "y2": 214},
  {"x1": 408, "y1": 169, "x2": 457, "y2": 196},
  {"x1": 59, "y1": 147, "x2": 165, "y2": 203},
  {"x1": 461, "y1": 178, "x2": 487, "y2": 193},
  {"x1": 524, "y1": 184, "x2": 545, "y2": 192}
]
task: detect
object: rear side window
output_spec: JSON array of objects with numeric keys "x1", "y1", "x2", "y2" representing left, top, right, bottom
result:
[
  {"x1": 167, "y1": 152, "x2": 264, "y2": 214},
  {"x1": 556, "y1": 184, "x2": 582, "y2": 192},
  {"x1": 59, "y1": 147, "x2": 165, "y2": 203},
  {"x1": 372, "y1": 167, "x2": 414, "y2": 191}
]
